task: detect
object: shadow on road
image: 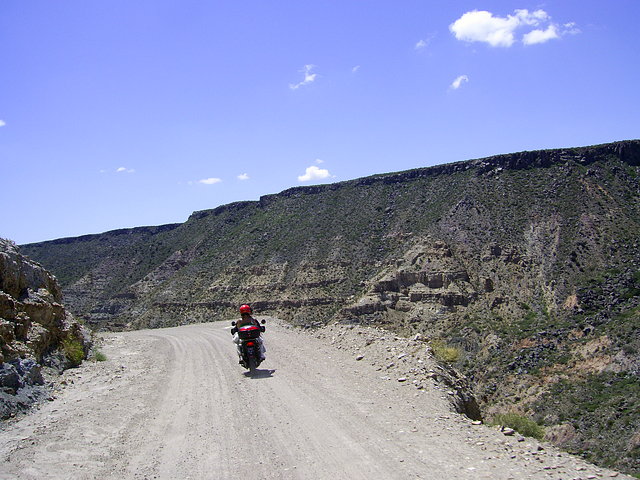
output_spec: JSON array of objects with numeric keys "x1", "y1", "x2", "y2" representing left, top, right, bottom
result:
[{"x1": 245, "y1": 369, "x2": 276, "y2": 379}]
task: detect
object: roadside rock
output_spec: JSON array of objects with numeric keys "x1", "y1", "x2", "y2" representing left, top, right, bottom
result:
[{"x1": 0, "y1": 239, "x2": 91, "y2": 418}]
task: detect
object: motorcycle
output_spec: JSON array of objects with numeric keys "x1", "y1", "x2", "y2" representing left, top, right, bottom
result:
[{"x1": 231, "y1": 319, "x2": 266, "y2": 373}]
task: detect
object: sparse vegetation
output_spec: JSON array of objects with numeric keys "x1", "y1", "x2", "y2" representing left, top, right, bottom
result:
[
  {"x1": 491, "y1": 413, "x2": 545, "y2": 440},
  {"x1": 62, "y1": 337, "x2": 85, "y2": 367},
  {"x1": 534, "y1": 372, "x2": 640, "y2": 474},
  {"x1": 93, "y1": 350, "x2": 107, "y2": 362},
  {"x1": 430, "y1": 339, "x2": 461, "y2": 363}
]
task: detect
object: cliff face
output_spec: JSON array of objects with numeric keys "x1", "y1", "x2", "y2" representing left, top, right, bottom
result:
[
  {"x1": 21, "y1": 140, "x2": 640, "y2": 474},
  {"x1": 0, "y1": 239, "x2": 91, "y2": 418}
]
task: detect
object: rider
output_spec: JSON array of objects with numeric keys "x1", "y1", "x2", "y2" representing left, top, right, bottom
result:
[{"x1": 231, "y1": 304, "x2": 266, "y2": 362}]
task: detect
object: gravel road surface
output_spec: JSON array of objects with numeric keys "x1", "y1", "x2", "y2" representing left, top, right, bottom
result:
[{"x1": 0, "y1": 320, "x2": 632, "y2": 479}]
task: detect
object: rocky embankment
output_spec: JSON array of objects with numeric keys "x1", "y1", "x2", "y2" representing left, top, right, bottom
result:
[
  {"x1": 313, "y1": 321, "x2": 482, "y2": 421},
  {"x1": 0, "y1": 239, "x2": 91, "y2": 418}
]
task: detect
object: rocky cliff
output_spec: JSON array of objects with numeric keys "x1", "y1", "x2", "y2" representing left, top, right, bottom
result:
[
  {"x1": 21, "y1": 140, "x2": 640, "y2": 474},
  {"x1": 0, "y1": 239, "x2": 91, "y2": 418}
]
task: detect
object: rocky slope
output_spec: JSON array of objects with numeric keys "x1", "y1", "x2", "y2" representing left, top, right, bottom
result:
[
  {"x1": 0, "y1": 239, "x2": 91, "y2": 418},
  {"x1": 20, "y1": 139, "x2": 640, "y2": 475}
]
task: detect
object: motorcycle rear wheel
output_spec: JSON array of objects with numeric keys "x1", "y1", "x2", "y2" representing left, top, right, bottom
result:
[{"x1": 248, "y1": 356, "x2": 258, "y2": 374}]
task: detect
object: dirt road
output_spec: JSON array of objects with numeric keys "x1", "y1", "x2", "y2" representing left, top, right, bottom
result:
[{"x1": 0, "y1": 320, "x2": 632, "y2": 479}]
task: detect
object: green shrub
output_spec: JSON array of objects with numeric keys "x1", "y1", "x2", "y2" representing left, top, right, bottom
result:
[
  {"x1": 430, "y1": 339, "x2": 461, "y2": 363},
  {"x1": 62, "y1": 337, "x2": 85, "y2": 366},
  {"x1": 94, "y1": 350, "x2": 107, "y2": 362},
  {"x1": 492, "y1": 413, "x2": 545, "y2": 440}
]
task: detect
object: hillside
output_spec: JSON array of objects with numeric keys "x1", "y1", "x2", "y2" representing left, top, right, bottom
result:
[{"x1": 20, "y1": 140, "x2": 640, "y2": 475}]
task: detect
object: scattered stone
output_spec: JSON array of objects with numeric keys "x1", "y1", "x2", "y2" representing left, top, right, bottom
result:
[
  {"x1": 355, "y1": 354, "x2": 364, "y2": 361},
  {"x1": 397, "y1": 377, "x2": 407, "y2": 382},
  {"x1": 502, "y1": 427, "x2": 516, "y2": 436}
]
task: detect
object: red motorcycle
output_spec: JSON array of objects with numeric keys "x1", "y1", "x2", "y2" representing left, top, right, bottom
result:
[{"x1": 231, "y1": 320, "x2": 265, "y2": 373}]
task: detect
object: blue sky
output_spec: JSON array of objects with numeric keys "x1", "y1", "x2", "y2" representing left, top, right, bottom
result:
[{"x1": 1, "y1": 1, "x2": 639, "y2": 244}]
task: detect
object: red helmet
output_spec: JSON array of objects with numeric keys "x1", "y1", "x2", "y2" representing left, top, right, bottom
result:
[{"x1": 239, "y1": 304, "x2": 252, "y2": 315}]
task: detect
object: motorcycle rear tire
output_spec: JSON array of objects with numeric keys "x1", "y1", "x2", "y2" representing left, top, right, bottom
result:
[{"x1": 248, "y1": 356, "x2": 258, "y2": 374}]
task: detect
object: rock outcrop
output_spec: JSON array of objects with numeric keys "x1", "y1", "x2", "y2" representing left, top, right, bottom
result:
[{"x1": 0, "y1": 239, "x2": 91, "y2": 418}]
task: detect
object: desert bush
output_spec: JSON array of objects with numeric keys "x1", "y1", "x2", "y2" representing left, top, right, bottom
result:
[
  {"x1": 492, "y1": 413, "x2": 545, "y2": 440},
  {"x1": 62, "y1": 337, "x2": 85, "y2": 366},
  {"x1": 93, "y1": 350, "x2": 107, "y2": 362},
  {"x1": 430, "y1": 339, "x2": 461, "y2": 363}
]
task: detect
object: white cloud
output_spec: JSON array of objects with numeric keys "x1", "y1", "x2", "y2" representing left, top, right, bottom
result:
[
  {"x1": 289, "y1": 65, "x2": 317, "y2": 90},
  {"x1": 562, "y1": 22, "x2": 581, "y2": 35},
  {"x1": 237, "y1": 173, "x2": 249, "y2": 180},
  {"x1": 0, "y1": 120, "x2": 6, "y2": 127},
  {"x1": 415, "y1": 34, "x2": 436, "y2": 51},
  {"x1": 515, "y1": 8, "x2": 550, "y2": 25},
  {"x1": 352, "y1": 65, "x2": 361, "y2": 73},
  {"x1": 450, "y1": 10, "x2": 519, "y2": 47},
  {"x1": 315, "y1": 159, "x2": 324, "y2": 164},
  {"x1": 116, "y1": 167, "x2": 135, "y2": 173},
  {"x1": 523, "y1": 25, "x2": 559, "y2": 45},
  {"x1": 198, "y1": 177, "x2": 222, "y2": 185},
  {"x1": 298, "y1": 165, "x2": 331, "y2": 182},
  {"x1": 450, "y1": 75, "x2": 469, "y2": 90},
  {"x1": 450, "y1": 9, "x2": 571, "y2": 47}
]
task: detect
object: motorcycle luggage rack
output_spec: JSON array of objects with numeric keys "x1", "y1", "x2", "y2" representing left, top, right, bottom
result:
[{"x1": 238, "y1": 325, "x2": 261, "y2": 339}]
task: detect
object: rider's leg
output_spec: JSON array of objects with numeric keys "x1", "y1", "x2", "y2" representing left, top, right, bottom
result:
[
  {"x1": 233, "y1": 333, "x2": 243, "y2": 363},
  {"x1": 258, "y1": 338, "x2": 266, "y2": 361}
]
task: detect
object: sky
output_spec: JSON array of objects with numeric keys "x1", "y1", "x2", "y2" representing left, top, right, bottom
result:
[{"x1": 1, "y1": 1, "x2": 639, "y2": 244}]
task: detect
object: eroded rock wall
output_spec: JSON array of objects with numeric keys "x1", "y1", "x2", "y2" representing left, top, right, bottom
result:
[{"x1": 0, "y1": 239, "x2": 90, "y2": 418}]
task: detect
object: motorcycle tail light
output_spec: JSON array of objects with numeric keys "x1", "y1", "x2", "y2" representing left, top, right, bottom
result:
[{"x1": 247, "y1": 342, "x2": 255, "y2": 347}]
